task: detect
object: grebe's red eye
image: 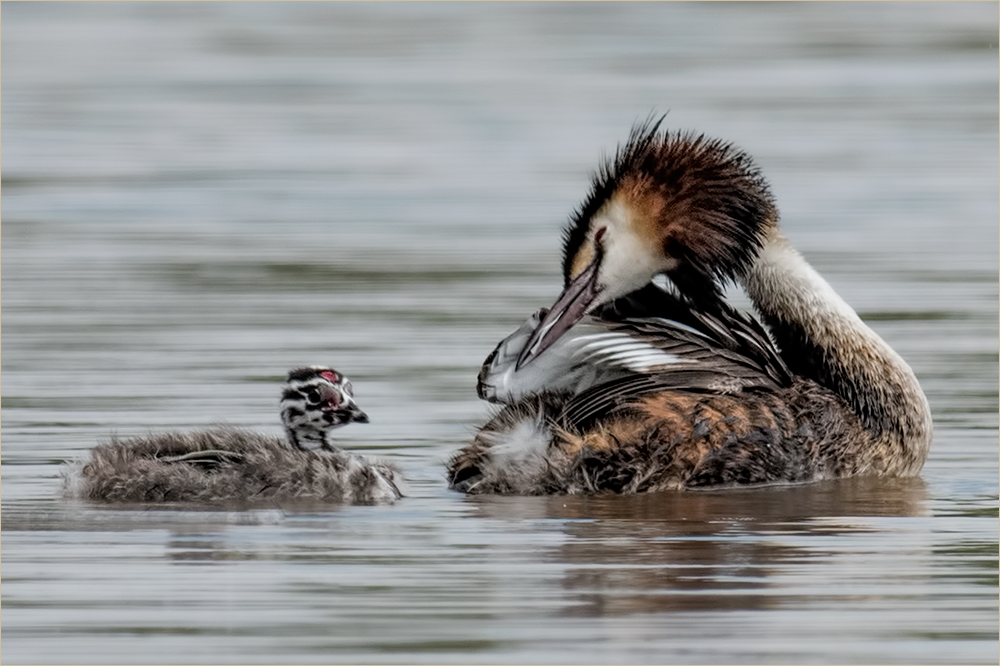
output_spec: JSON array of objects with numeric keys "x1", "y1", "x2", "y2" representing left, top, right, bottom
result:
[{"x1": 594, "y1": 227, "x2": 607, "y2": 245}]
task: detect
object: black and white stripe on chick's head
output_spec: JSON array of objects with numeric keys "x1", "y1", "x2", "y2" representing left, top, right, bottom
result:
[{"x1": 280, "y1": 366, "x2": 369, "y2": 451}]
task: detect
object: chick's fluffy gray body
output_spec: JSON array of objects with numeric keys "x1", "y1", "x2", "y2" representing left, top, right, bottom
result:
[
  {"x1": 68, "y1": 367, "x2": 402, "y2": 505},
  {"x1": 71, "y1": 427, "x2": 401, "y2": 505}
]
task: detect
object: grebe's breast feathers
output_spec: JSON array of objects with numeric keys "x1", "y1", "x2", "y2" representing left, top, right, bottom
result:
[{"x1": 479, "y1": 284, "x2": 792, "y2": 424}]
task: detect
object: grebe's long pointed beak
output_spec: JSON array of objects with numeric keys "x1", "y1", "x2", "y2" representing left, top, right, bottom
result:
[{"x1": 516, "y1": 254, "x2": 603, "y2": 370}]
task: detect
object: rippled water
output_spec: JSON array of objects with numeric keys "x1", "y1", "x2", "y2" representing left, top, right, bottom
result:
[{"x1": 2, "y1": 2, "x2": 998, "y2": 664}]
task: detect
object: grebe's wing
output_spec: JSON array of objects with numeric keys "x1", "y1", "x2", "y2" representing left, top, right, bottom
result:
[
  {"x1": 477, "y1": 313, "x2": 691, "y2": 405},
  {"x1": 479, "y1": 283, "x2": 790, "y2": 407},
  {"x1": 557, "y1": 322, "x2": 789, "y2": 431},
  {"x1": 556, "y1": 369, "x2": 748, "y2": 431},
  {"x1": 554, "y1": 288, "x2": 793, "y2": 430},
  {"x1": 598, "y1": 282, "x2": 791, "y2": 387}
]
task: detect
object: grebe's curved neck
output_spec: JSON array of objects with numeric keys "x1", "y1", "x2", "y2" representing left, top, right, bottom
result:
[{"x1": 740, "y1": 231, "x2": 932, "y2": 474}]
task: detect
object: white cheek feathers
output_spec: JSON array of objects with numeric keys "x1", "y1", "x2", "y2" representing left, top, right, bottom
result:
[{"x1": 590, "y1": 198, "x2": 674, "y2": 302}]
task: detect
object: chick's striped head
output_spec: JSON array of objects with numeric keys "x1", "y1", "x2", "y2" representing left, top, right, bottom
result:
[{"x1": 280, "y1": 366, "x2": 368, "y2": 451}]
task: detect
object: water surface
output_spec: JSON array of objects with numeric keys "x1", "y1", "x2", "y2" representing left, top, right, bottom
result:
[{"x1": 2, "y1": 3, "x2": 997, "y2": 664}]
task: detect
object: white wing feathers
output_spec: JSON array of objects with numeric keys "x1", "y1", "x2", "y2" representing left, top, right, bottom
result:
[
  {"x1": 573, "y1": 332, "x2": 685, "y2": 372},
  {"x1": 478, "y1": 286, "x2": 791, "y2": 411}
]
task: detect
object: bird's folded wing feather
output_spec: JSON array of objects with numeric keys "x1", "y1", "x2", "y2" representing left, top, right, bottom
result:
[{"x1": 532, "y1": 285, "x2": 793, "y2": 429}]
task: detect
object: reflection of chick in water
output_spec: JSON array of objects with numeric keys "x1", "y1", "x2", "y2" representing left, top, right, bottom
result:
[{"x1": 470, "y1": 477, "x2": 928, "y2": 617}]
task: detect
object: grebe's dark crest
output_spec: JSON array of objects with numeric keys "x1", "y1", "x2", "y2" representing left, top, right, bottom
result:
[
  {"x1": 70, "y1": 367, "x2": 403, "y2": 505},
  {"x1": 516, "y1": 118, "x2": 777, "y2": 370},
  {"x1": 449, "y1": 121, "x2": 932, "y2": 495},
  {"x1": 563, "y1": 116, "x2": 775, "y2": 302}
]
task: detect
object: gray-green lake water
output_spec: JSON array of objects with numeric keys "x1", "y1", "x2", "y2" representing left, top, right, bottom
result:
[{"x1": 2, "y1": 2, "x2": 997, "y2": 663}]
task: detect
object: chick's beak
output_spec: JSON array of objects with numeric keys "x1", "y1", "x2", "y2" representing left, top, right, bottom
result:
[
  {"x1": 515, "y1": 253, "x2": 603, "y2": 369},
  {"x1": 319, "y1": 383, "x2": 369, "y2": 425},
  {"x1": 340, "y1": 397, "x2": 369, "y2": 424}
]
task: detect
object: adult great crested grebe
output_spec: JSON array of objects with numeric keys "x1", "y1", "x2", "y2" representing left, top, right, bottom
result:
[
  {"x1": 448, "y1": 119, "x2": 932, "y2": 495},
  {"x1": 69, "y1": 366, "x2": 403, "y2": 504}
]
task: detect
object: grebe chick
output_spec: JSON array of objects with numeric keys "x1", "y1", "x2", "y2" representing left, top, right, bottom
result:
[
  {"x1": 70, "y1": 367, "x2": 403, "y2": 505},
  {"x1": 448, "y1": 120, "x2": 931, "y2": 494}
]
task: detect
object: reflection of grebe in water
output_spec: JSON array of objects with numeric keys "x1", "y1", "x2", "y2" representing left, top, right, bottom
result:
[
  {"x1": 449, "y1": 119, "x2": 932, "y2": 494},
  {"x1": 70, "y1": 367, "x2": 402, "y2": 504},
  {"x1": 464, "y1": 474, "x2": 928, "y2": 619}
]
